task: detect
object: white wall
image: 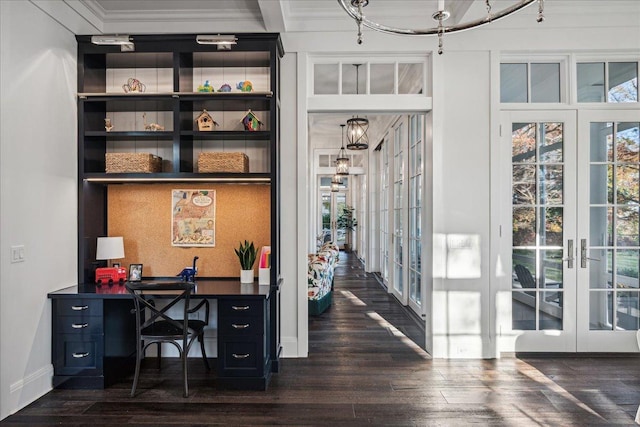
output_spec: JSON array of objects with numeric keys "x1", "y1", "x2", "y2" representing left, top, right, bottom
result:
[{"x1": 0, "y1": 1, "x2": 77, "y2": 419}]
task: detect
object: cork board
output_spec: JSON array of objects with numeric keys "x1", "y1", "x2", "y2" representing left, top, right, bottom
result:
[{"x1": 107, "y1": 183, "x2": 270, "y2": 277}]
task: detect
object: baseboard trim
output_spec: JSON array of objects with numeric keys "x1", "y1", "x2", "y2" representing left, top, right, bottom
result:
[{"x1": 8, "y1": 364, "x2": 53, "y2": 417}]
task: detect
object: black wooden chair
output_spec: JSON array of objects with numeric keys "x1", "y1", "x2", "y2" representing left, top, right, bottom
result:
[
  {"x1": 126, "y1": 281, "x2": 210, "y2": 397},
  {"x1": 514, "y1": 264, "x2": 561, "y2": 304}
]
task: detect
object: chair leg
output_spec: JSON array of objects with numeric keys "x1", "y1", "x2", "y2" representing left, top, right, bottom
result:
[
  {"x1": 156, "y1": 342, "x2": 162, "y2": 369},
  {"x1": 182, "y1": 348, "x2": 189, "y2": 398},
  {"x1": 199, "y1": 333, "x2": 210, "y2": 371},
  {"x1": 131, "y1": 341, "x2": 143, "y2": 397}
]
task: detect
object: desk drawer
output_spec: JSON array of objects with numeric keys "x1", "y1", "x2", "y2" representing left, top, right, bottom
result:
[
  {"x1": 219, "y1": 299, "x2": 264, "y2": 317},
  {"x1": 57, "y1": 316, "x2": 103, "y2": 335},
  {"x1": 55, "y1": 299, "x2": 103, "y2": 317},
  {"x1": 54, "y1": 334, "x2": 103, "y2": 376},
  {"x1": 219, "y1": 316, "x2": 264, "y2": 336},
  {"x1": 219, "y1": 338, "x2": 264, "y2": 376}
]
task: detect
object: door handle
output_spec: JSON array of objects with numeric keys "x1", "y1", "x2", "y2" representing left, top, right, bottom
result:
[
  {"x1": 580, "y1": 239, "x2": 601, "y2": 268},
  {"x1": 562, "y1": 239, "x2": 574, "y2": 269}
]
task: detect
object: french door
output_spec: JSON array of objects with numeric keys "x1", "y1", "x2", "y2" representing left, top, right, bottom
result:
[
  {"x1": 504, "y1": 110, "x2": 577, "y2": 352},
  {"x1": 577, "y1": 110, "x2": 640, "y2": 352},
  {"x1": 320, "y1": 188, "x2": 347, "y2": 249},
  {"x1": 503, "y1": 109, "x2": 640, "y2": 352}
]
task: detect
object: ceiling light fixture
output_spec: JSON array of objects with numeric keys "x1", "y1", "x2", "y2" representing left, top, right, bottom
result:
[
  {"x1": 338, "y1": 0, "x2": 544, "y2": 54},
  {"x1": 346, "y1": 64, "x2": 369, "y2": 150},
  {"x1": 336, "y1": 124, "x2": 350, "y2": 175},
  {"x1": 331, "y1": 173, "x2": 342, "y2": 192},
  {"x1": 91, "y1": 35, "x2": 134, "y2": 51},
  {"x1": 196, "y1": 34, "x2": 238, "y2": 50}
]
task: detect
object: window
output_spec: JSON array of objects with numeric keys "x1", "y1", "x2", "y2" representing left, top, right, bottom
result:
[
  {"x1": 501, "y1": 62, "x2": 561, "y2": 103},
  {"x1": 577, "y1": 61, "x2": 638, "y2": 103}
]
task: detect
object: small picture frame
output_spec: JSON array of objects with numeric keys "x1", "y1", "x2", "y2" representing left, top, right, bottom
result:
[
  {"x1": 112, "y1": 263, "x2": 121, "y2": 268},
  {"x1": 129, "y1": 264, "x2": 143, "y2": 282}
]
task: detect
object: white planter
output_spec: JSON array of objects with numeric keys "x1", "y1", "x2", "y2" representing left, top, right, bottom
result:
[{"x1": 240, "y1": 269, "x2": 254, "y2": 283}]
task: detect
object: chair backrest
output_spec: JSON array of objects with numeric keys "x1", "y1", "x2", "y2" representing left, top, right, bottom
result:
[
  {"x1": 126, "y1": 282, "x2": 195, "y2": 338},
  {"x1": 514, "y1": 264, "x2": 536, "y2": 288}
]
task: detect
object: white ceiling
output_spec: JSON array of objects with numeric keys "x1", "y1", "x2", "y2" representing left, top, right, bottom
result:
[{"x1": 70, "y1": 0, "x2": 476, "y2": 34}]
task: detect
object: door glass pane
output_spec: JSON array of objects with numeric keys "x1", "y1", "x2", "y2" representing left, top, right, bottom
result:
[
  {"x1": 321, "y1": 192, "x2": 331, "y2": 240},
  {"x1": 531, "y1": 63, "x2": 560, "y2": 103},
  {"x1": 314, "y1": 63, "x2": 339, "y2": 94},
  {"x1": 608, "y1": 62, "x2": 638, "y2": 103},
  {"x1": 577, "y1": 62, "x2": 605, "y2": 102},
  {"x1": 513, "y1": 291, "x2": 536, "y2": 330},
  {"x1": 589, "y1": 207, "x2": 613, "y2": 246},
  {"x1": 512, "y1": 121, "x2": 565, "y2": 331},
  {"x1": 541, "y1": 207, "x2": 563, "y2": 246},
  {"x1": 589, "y1": 122, "x2": 640, "y2": 329},
  {"x1": 370, "y1": 63, "x2": 394, "y2": 94},
  {"x1": 541, "y1": 249, "x2": 563, "y2": 289},
  {"x1": 589, "y1": 248, "x2": 612, "y2": 290},
  {"x1": 540, "y1": 291, "x2": 563, "y2": 330},
  {"x1": 539, "y1": 166, "x2": 563, "y2": 204},
  {"x1": 512, "y1": 122, "x2": 536, "y2": 162},
  {"x1": 616, "y1": 291, "x2": 640, "y2": 330},
  {"x1": 590, "y1": 291, "x2": 612, "y2": 330},
  {"x1": 589, "y1": 122, "x2": 614, "y2": 162},
  {"x1": 501, "y1": 63, "x2": 528, "y2": 103},
  {"x1": 513, "y1": 165, "x2": 536, "y2": 205}
]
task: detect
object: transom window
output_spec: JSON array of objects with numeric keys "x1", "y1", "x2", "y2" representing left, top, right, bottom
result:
[{"x1": 577, "y1": 61, "x2": 638, "y2": 103}]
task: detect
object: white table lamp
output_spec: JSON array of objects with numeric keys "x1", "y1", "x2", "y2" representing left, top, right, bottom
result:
[{"x1": 96, "y1": 236, "x2": 125, "y2": 266}]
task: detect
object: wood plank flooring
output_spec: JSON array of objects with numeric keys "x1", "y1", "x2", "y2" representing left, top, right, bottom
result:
[{"x1": 3, "y1": 252, "x2": 640, "y2": 425}]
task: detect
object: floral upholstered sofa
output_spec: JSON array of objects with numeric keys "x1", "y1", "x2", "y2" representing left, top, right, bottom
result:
[{"x1": 308, "y1": 242, "x2": 339, "y2": 315}]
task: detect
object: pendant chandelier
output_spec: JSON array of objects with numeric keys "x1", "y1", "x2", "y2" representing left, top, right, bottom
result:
[
  {"x1": 337, "y1": 0, "x2": 545, "y2": 54},
  {"x1": 346, "y1": 64, "x2": 369, "y2": 150},
  {"x1": 330, "y1": 173, "x2": 342, "y2": 192},
  {"x1": 336, "y1": 124, "x2": 350, "y2": 175}
]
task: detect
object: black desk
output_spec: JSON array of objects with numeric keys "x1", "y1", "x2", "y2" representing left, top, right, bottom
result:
[{"x1": 48, "y1": 279, "x2": 279, "y2": 390}]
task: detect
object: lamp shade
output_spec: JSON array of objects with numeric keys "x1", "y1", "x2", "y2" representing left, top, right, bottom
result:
[{"x1": 96, "y1": 237, "x2": 125, "y2": 260}]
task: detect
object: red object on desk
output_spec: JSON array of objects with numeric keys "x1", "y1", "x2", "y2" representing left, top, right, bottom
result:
[{"x1": 95, "y1": 267, "x2": 127, "y2": 284}]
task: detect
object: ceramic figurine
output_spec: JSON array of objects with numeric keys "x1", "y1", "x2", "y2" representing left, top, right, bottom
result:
[
  {"x1": 197, "y1": 80, "x2": 214, "y2": 92},
  {"x1": 122, "y1": 77, "x2": 146, "y2": 93},
  {"x1": 218, "y1": 83, "x2": 232, "y2": 92},
  {"x1": 236, "y1": 80, "x2": 253, "y2": 92},
  {"x1": 104, "y1": 118, "x2": 114, "y2": 132},
  {"x1": 143, "y1": 112, "x2": 165, "y2": 131}
]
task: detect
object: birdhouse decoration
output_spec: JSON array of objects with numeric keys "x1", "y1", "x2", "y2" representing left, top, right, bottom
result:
[
  {"x1": 241, "y1": 110, "x2": 262, "y2": 132},
  {"x1": 195, "y1": 109, "x2": 219, "y2": 132}
]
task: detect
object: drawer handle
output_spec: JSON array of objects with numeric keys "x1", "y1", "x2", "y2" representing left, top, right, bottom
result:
[
  {"x1": 72, "y1": 352, "x2": 90, "y2": 358},
  {"x1": 71, "y1": 305, "x2": 89, "y2": 311},
  {"x1": 71, "y1": 323, "x2": 89, "y2": 329},
  {"x1": 232, "y1": 353, "x2": 250, "y2": 359},
  {"x1": 232, "y1": 323, "x2": 250, "y2": 329},
  {"x1": 231, "y1": 305, "x2": 250, "y2": 311}
]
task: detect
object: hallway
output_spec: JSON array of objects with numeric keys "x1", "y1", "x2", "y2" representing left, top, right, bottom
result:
[{"x1": 2, "y1": 252, "x2": 640, "y2": 425}]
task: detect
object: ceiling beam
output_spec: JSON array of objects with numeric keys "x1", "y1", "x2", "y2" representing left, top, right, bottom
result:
[{"x1": 257, "y1": 0, "x2": 286, "y2": 32}]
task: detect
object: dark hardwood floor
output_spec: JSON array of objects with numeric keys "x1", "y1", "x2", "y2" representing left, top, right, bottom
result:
[{"x1": 4, "y1": 252, "x2": 640, "y2": 425}]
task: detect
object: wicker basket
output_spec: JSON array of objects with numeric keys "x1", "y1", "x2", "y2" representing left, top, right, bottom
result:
[
  {"x1": 106, "y1": 153, "x2": 163, "y2": 173},
  {"x1": 198, "y1": 152, "x2": 249, "y2": 173}
]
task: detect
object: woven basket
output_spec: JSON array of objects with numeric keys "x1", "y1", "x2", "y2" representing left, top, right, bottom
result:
[
  {"x1": 106, "y1": 153, "x2": 163, "y2": 173},
  {"x1": 198, "y1": 152, "x2": 249, "y2": 173}
]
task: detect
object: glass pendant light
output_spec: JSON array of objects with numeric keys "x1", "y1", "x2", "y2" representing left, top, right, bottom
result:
[
  {"x1": 346, "y1": 64, "x2": 369, "y2": 150},
  {"x1": 336, "y1": 124, "x2": 350, "y2": 175},
  {"x1": 330, "y1": 172, "x2": 343, "y2": 192}
]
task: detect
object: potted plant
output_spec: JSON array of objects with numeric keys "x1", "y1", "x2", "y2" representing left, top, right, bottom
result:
[
  {"x1": 336, "y1": 205, "x2": 357, "y2": 252},
  {"x1": 235, "y1": 240, "x2": 257, "y2": 283}
]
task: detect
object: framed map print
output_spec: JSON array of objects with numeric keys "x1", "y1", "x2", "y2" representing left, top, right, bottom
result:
[{"x1": 171, "y1": 189, "x2": 216, "y2": 247}]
